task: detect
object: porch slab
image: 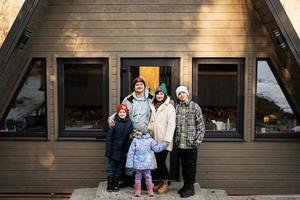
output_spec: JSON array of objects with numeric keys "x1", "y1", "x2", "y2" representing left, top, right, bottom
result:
[
  {"x1": 230, "y1": 195, "x2": 300, "y2": 200},
  {"x1": 69, "y1": 188, "x2": 97, "y2": 200},
  {"x1": 70, "y1": 182, "x2": 230, "y2": 200}
]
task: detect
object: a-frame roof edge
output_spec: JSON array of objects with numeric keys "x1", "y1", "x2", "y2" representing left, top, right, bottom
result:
[
  {"x1": 0, "y1": 0, "x2": 40, "y2": 75},
  {"x1": 265, "y1": 0, "x2": 300, "y2": 66}
]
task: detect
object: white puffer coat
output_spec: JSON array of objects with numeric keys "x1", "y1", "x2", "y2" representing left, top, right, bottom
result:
[{"x1": 148, "y1": 97, "x2": 176, "y2": 151}]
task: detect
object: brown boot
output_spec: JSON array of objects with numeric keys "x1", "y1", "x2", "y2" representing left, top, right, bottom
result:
[
  {"x1": 153, "y1": 180, "x2": 163, "y2": 192},
  {"x1": 157, "y1": 179, "x2": 168, "y2": 194}
]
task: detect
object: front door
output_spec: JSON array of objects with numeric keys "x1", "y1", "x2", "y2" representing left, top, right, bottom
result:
[{"x1": 121, "y1": 58, "x2": 180, "y2": 181}]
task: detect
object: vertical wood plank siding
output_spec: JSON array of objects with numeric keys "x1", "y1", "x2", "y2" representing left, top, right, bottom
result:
[{"x1": 0, "y1": 0, "x2": 300, "y2": 195}]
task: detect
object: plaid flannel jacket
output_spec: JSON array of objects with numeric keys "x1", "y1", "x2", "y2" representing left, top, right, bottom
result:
[{"x1": 175, "y1": 100, "x2": 205, "y2": 149}]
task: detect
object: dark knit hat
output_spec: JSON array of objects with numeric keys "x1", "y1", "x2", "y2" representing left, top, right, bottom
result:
[
  {"x1": 132, "y1": 77, "x2": 146, "y2": 90},
  {"x1": 155, "y1": 82, "x2": 168, "y2": 96},
  {"x1": 117, "y1": 104, "x2": 129, "y2": 114}
]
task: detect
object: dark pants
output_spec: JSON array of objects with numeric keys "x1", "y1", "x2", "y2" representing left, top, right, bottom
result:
[
  {"x1": 119, "y1": 157, "x2": 134, "y2": 187},
  {"x1": 106, "y1": 159, "x2": 122, "y2": 177},
  {"x1": 155, "y1": 150, "x2": 169, "y2": 180},
  {"x1": 178, "y1": 148, "x2": 198, "y2": 187}
]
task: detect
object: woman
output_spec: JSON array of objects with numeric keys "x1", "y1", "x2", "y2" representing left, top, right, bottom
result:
[{"x1": 148, "y1": 83, "x2": 176, "y2": 194}]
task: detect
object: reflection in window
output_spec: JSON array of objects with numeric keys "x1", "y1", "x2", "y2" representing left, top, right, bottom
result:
[
  {"x1": 0, "y1": 59, "x2": 47, "y2": 136},
  {"x1": 255, "y1": 60, "x2": 299, "y2": 135},
  {"x1": 197, "y1": 64, "x2": 238, "y2": 132},
  {"x1": 58, "y1": 58, "x2": 108, "y2": 135}
]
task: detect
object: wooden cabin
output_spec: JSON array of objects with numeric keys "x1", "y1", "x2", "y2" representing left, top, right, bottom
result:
[{"x1": 0, "y1": 0, "x2": 300, "y2": 195}]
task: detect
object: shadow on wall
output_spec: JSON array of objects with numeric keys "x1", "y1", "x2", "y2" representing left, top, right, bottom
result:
[{"x1": 29, "y1": 0, "x2": 268, "y2": 56}]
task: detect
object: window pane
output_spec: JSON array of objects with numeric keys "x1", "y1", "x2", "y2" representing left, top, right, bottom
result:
[
  {"x1": 198, "y1": 64, "x2": 238, "y2": 132},
  {"x1": 140, "y1": 66, "x2": 160, "y2": 94},
  {"x1": 63, "y1": 63, "x2": 105, "y2": 131},
  {"x1": 0, "y1": 59, "x2": 47, "y2": 136},
  {"x1": 129, "y1": 66, "x2": 172, "y2": 96},
  {"x1": 256, "y1": 61, "x2": 299, "y2": 135}
]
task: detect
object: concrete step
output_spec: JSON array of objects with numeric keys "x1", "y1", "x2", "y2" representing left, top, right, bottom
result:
[
  {"x1": 70, "y1": 188, "x2": 97, "y2": 200},
  {"x1": 92, "y1": 181, "x2": 229, "y2": 200}
]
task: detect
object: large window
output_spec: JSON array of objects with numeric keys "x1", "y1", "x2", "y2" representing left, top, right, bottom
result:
[
  {"x1": 0, "y1": 58, "x2": 47, "y2": 137},
  {"x1": 121, "y1": 58, "x2": 179, "y2": 101},
  {"x1": 193, "y1": 59, "x2": 244, "y2": 138},
  {"x1": 58, "y1": 58, "x2": 108, "y2": 138},
  {"x1": 255, "y1": 60, "x2": 300, "y2": 138}
]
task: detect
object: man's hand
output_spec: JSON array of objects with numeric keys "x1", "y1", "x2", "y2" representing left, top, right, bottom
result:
[{"x1": 108, "y1": 117, "x2": 115, "y2": 128}]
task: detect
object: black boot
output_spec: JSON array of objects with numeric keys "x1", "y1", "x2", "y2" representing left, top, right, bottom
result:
[
  {"x1": 180, "y1": 184, "x2": 195, "y2": 198},
  {"x1": 177, "y1": 184, "x2": 186, "y2": 194},
  {"x1": 113, "y1": 177, "x2": 119, "y2": 192},
  {"x1": 107, "y1": 176, "x2": 114, "y2": 192}
]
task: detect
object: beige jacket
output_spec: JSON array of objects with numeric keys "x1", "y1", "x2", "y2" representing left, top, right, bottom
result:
[{"x1": 148, "y1": 97, "x2": 176, "y2": 151}]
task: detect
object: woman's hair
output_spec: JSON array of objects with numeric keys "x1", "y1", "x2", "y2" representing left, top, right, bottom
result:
[{"x1": 153, "y1": 91, "x2": 167, "y2": 105}]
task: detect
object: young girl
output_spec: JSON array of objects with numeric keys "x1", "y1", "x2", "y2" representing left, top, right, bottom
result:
[
  {"x1": 105, "y1": 104, "x2": 133, "y2": 192},
  {"x1": 126, "y1": 122, "x2": 167, "y2": 197}
]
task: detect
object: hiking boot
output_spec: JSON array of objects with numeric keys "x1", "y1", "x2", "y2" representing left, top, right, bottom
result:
[
  {"x1": 180, "y1": 185, "x2": 195, "y2": 198},
  {"x1": 178, "y1": 184, "x2": 186, "y2": 194},
  {"x1": 153, "y1": 180, "x2": 163, "y2": 192},
  {"x1": 106, "y1": 176, "x2": 114, "y2": 192},
  {"x1": 157, "y1": 179, "x2": 168, "y2": 194},
  {"x1": 112, "y1": 176, "x2": 119, "y2": 192}
]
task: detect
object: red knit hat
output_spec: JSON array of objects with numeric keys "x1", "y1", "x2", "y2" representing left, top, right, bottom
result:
[{"x1": 117, "y1": 104, "x2": 129, "y2": 114}]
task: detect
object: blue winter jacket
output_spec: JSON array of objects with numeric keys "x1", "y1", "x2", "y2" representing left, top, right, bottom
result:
[
  {"x1": 126, "y1": 133, "x2": 166, "y2": 170},
  {"x1": 105, "y1": 115, "x2": 133, "y2": 161}
]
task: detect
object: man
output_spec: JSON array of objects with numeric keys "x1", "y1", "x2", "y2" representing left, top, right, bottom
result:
[
  {"x1": 108, "y1": 77, "x2": 153, "y2": 188},
  {"x1": 108, "y1": 77, "x2": 153, "y2": 128},
  {"x1": 175, "y1": 86, "x2": 205, "y2": 198}
]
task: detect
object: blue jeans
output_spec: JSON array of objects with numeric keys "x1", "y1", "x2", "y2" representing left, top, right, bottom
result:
[{"x1": 106, "y1": 159, "x2": 122, "y2": 177}]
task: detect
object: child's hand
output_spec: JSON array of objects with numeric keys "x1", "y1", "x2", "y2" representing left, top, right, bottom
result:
[
  {"x1": 135, "y1": 130, "x2": 143, "y2": 135},
  {"x1": 161, "y1": 142, "x2": 168, "y2": 149},
  {"x1": 130, "y1": 129, "x2": 143, "y2": 139}
]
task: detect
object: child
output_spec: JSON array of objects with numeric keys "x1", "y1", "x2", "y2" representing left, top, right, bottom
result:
[
  {"x1": 126, "y1": 122, "x2": 167, "y2": 197},
  {"x1": 105, "y1": 104, "x2": 133, "y2": 192},
  {"x1": 175, "y1": 86, "x2": 205, "y2": 198}
]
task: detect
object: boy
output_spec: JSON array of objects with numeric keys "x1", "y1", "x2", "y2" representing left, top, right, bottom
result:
[
  {"x1": 105, "y1": 104, "x2": 133, "y2": 192},
  {"x1": 175, "y1": 86, "x2": 205, "y2": 198}
]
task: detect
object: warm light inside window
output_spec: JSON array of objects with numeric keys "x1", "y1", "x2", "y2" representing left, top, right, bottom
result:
[{"x1": 140, "y1": 66, "x2": 160, "y2": 94}]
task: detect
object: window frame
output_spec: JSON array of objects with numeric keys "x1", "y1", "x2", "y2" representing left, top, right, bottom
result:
[
  {"x1": 57, "y1": 58, "x2": 109, "y2": 138},
  {"x1": 121, "y1": 58, "x2": 180, "y2": 101},
  {"x1": 192, "y1": 58, "x2": 245, "y2": 139},
  {"x1": 255, "y1": 58, "x2": 300, "y2": 139},
  {"x1": 0, "y1": 58, "x2": 48, "y2": 138}
]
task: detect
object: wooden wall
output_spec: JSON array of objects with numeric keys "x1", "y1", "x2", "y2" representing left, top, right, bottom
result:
[{"x1": 0, "y1": 0, "x2": 300, "y2": 195}]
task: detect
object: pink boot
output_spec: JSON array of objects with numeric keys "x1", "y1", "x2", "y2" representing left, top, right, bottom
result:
[
  {"x1": 146, "y1": 182, "x2": 154, "y2": 197},
  {"x1": 134, "y1": 183, "x2": 141, "y2": 197}
]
